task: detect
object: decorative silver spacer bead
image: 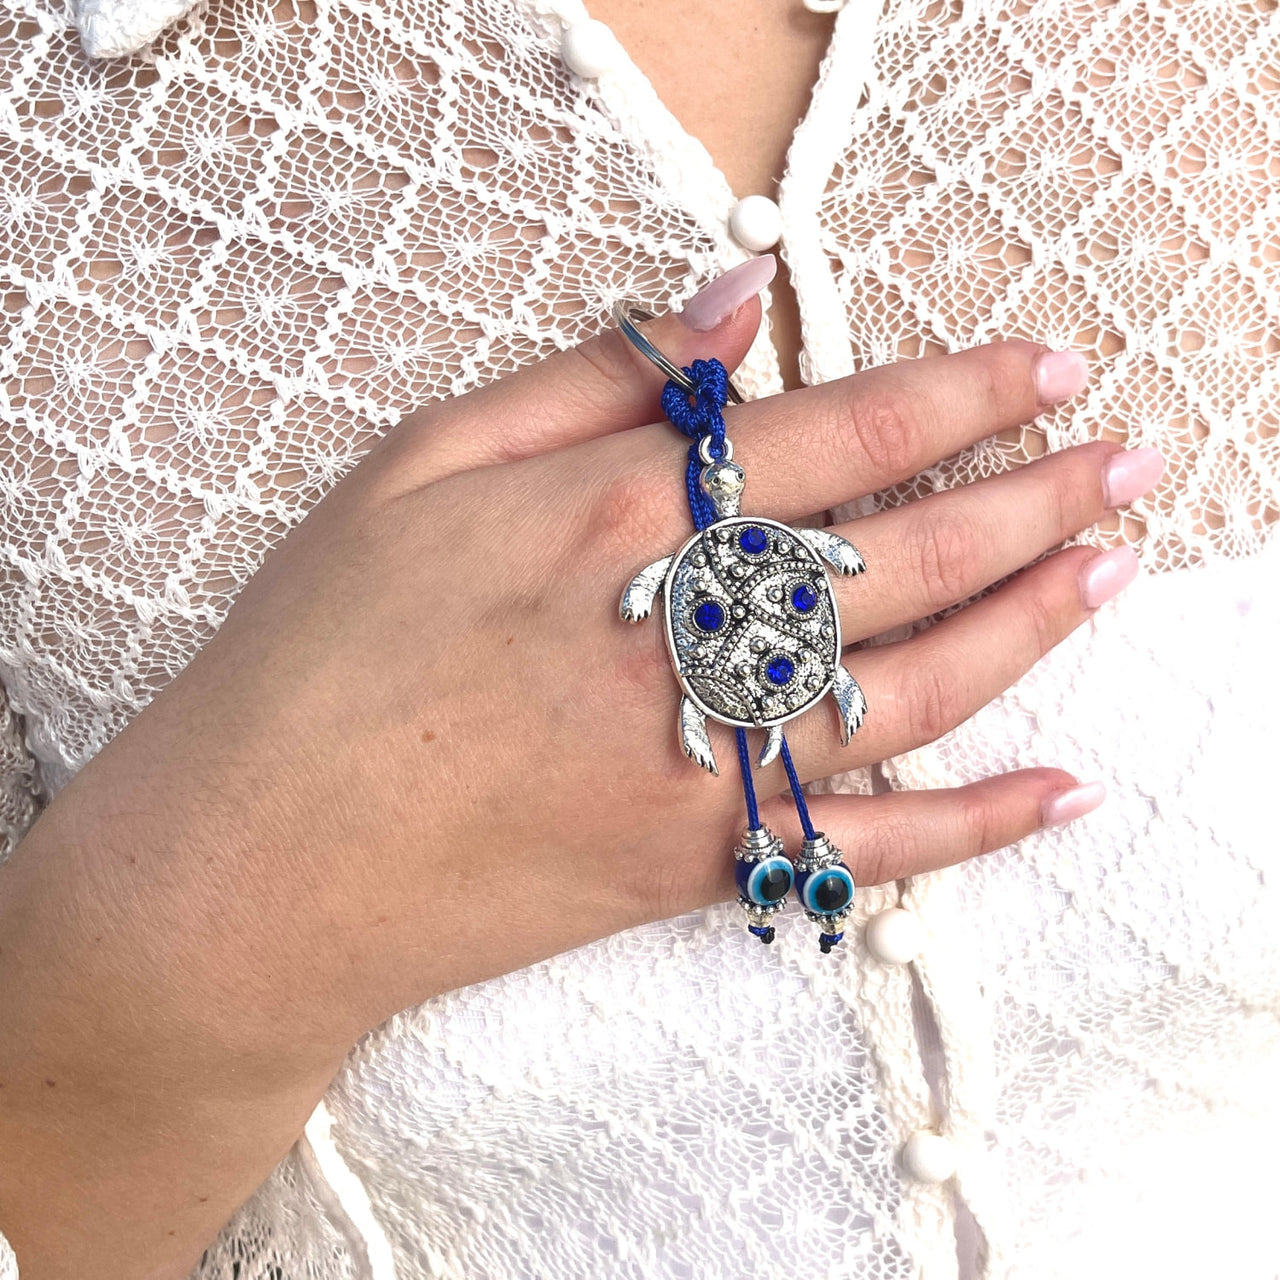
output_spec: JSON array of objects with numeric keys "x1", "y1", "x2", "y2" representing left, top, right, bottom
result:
[
  {"x1": 742, "y1": 901, "x2": 785, "y2": 926},
  {"x1": 803, "y1": 908, "x2": 852, "y2": 930}
]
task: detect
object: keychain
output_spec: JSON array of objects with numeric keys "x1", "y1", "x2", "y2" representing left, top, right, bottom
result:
[{"x1": 613, "y1": 300, "x2": 868, "y2": 952}]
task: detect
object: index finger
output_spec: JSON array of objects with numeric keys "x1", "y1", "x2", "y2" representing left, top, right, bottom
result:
[{"x1": 584, "y1": 339, "x2": 1090, "y2": 551}]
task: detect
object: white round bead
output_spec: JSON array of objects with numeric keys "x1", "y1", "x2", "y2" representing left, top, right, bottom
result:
[
  {"x1": 865, "y1": 907, "x2": 925, "y2": 965},
  {"x1": 560, "y1": 20, "x2": 620, "y2": 78},
  {"x1": 728, "y1": 195, "x2": 783, "y2": 252},
  {"x1": 902, "y1": 1131, "x2": 957, "y2": 1184}
]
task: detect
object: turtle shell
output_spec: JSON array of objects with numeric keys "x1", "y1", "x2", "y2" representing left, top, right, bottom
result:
[{"x1": 663, "y1": 516, "x2": 841, "y2": 728}]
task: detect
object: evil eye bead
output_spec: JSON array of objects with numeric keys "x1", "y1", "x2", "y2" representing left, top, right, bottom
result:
[
  {"x1": 735, "y1": 855, "x2": 794, "y2": 906},
  {"x1": 737, "y1": 526, "x2": 769, "y2": 556},
  {"x1": 693, "y1": 599, "x2": 725, "y2": 632},
  {"x1": 790, "y1": 581, "x2": 818, "y2": 613},
  {"x1": 798, "y1": 864, "x2": 855, "y2": 915}
]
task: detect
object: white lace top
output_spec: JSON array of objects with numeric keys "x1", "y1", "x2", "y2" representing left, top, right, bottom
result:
[{"x1": 0, "y1": 0, "x2": 1277, "y2": 1275}]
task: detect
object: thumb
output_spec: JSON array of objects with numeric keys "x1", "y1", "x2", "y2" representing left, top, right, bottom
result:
[{"x1": 384, "y1": 255, "x2": 775, "y2": 485}]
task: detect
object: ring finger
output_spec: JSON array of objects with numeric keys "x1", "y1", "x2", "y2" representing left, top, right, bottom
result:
[
  {"x1": 776, "y1": 541, "x2": 1138, "y2": 788},
  {"x1": 829, "y1": 440, "x2": 1164, "y2": 643}
]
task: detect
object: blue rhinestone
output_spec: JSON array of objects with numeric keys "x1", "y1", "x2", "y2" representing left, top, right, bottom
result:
[
  {"x1": 693, "y1": 600, "x2": 725, "y2": 632},
  {"x1": 765, "y1": 655, "x2": 794, "y2": 685},
  {"x1": 791, "y1": 582, "x2": 818, "y2": 613},
  {"x1": 738, "y1": 526, "x2": 768, "y2": 555}
]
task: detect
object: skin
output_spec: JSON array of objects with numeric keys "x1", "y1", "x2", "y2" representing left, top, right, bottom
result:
[
  {"x1": 0, "y1": 1, "x2": 1176, "y2": 1272},
  {"x1": 0, "y1": 291, "x2": 1149, "y2": 1276}
]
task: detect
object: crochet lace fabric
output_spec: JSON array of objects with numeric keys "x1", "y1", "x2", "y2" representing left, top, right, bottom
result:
[{"x1": 0, "y1": 0, "x2": 1275, "y2": 1275}]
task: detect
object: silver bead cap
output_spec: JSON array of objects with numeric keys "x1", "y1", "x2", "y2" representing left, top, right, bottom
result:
[
  {"x1": 734, "y1": 823, "x2": 786, "y2": 863},
  {"x1": 795, "y1": 831, "x2": 844, "y2": 872}
]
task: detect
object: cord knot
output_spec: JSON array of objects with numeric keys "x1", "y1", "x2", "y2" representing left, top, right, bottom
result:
[{"x1": 660, "y1": 358, "x2": 731, "y2": 530}]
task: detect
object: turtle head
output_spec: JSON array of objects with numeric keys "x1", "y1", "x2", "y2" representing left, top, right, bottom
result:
[{"x1": 700, "y1": 459, "x2": 746, "y2": 518}]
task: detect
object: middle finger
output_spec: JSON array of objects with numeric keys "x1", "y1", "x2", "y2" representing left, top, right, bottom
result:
[{"x1": 586, "y1": 338, "x2": 1089, "y2": 552}]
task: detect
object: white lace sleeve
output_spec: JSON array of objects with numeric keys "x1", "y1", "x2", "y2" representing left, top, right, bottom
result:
[{"x1": 0, "y1": 680, "x2": 43, "y2": 869}]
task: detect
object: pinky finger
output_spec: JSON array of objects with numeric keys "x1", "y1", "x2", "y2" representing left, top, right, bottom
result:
[{"x1": 773, "y1": 768, "x2": 1106, "y2": 888}]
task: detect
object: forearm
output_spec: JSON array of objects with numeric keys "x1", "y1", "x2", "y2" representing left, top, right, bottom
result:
[{"x1": 0, "y1": 708, "x2": 359, "y2": 1280}]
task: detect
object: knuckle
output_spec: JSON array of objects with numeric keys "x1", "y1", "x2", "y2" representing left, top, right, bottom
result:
[
  {"x1": 914, "y1": 507, "x2": 983, "y2": 604},
  {"x1": 976, "y1": 339, "x2": 1039, "y2": 421},
  {"x1": 979, "y1": 346, "x2": 1014, "y2": 420},
  {"x1": 583, "y1": 466, "x2": 670, "y2": 560},
  {"x1": 563, "y1": 333, "x2": 643, "y2": 403},
  {"x1": 902, "y1": 648, "x2": 966, "y2": 744},
  {"x1": 1021, "y1": 580, "x2": 1067, "y2": 658},
  {"x1": 839, "y1": 385, "x2": 924, "y2": 477},
  {"x1": 611, "y1": 630, "x2": 681, "y2": 709},
  {"x1": 855, "y1": 811, "x2": 917, "y2": 886},
  {"x1": 954, "y1": 790, "x2": 998, "y2": 859},
  {"x1": 1040, "y1": 464, "x2": 1082, "y2": 539}
]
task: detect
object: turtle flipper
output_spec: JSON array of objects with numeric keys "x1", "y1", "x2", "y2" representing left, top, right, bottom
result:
[
  {"x1": 758, "y1": 724, "x2": 784, "y2": 767},
  {"x1": 796, "y1": 527, "x2": 866, "y2": 577},
  {"x1": 832, "y1": 664, "x2": 867, "y2": 744},
  {"x1": 620, "y1": 555, "x2": 674, "y2": 622},
  {"x1": 679, "y1": 696, "x2": 717, "y2": 775}
]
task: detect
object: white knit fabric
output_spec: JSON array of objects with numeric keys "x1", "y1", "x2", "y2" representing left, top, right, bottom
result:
[{"x1": 0, "y1": 0, "x2": 1276, "y2": 1275}]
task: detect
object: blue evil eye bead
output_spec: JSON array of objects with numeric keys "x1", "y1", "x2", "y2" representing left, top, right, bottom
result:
[
  {"x1": 738, "y1": 525, "x2": 769, "y2": 555},
  {"x1": 735, "y1": 855, "x2": 794, "y2": 906},
  {"x1": 790, "y1": 581, "x2": 818, "y2": 613},
  {"x1": 765, "y1": 654, "x2": 795, "y2": 686},
  {"x1": 797, "y1": 864, "x2": 855, "y2": 915},
  {"x1": 693, "y1": 599, "x2": 725, "y2": 632}
]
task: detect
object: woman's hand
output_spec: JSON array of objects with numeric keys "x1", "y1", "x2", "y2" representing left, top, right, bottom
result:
[
  {"x1": 26, "y1": 258, "x2": 1165, "y2": 1042},
  {"x1": 0, "y1": 258, "x2": 1161, "y2": 1277}
]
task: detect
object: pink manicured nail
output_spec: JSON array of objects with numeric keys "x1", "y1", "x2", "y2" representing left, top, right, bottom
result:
[
  {"x1": 1033, "y1": 350, "x2": 1089, "y2": 404},
  {"x1": 1102, "y1": 447, "x2": 1165, "y2": 507},
  {"x1": 679, "y1": 255, "x2": 778, "y2": 331},
  {"x1": 1041, "y1": 781, "x2": 1107, "y2": 828},
  {"x1": 1079, "y1": 545, "x2": 1139, "y2": 609}
]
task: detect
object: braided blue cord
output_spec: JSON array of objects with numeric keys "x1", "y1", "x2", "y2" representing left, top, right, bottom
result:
[
  {"x1": 660, "y1": 359, "x2": 729, "y2": 533},
  {"x1": 778, "y1": 735, "x2": 816, "y2": 841}
]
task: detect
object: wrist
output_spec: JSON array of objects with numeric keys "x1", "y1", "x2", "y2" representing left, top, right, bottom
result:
[{"x1": 0, "y1": 730, "x2": 365, "y2": 1084}]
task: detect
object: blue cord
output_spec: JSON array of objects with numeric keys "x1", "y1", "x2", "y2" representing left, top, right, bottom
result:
[
  {"x1": 734, "y1": 728, "x2": 760, "y2": 830},
  {"x1": 660, "y1": 359, "x2": 763, "y2": 833},
  {"x1": 660, "y1": 359, "x2": 729, "y2": 533},
  {"x1": 779, "y1": 734, "x2": 815, "y2": 841}
]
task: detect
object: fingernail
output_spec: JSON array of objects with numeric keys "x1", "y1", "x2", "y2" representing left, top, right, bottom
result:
[
  {"x1": 679, "y1": 255, "x2": 777, "y2": 332},
  {"x1": 1079, "y1": 545, "x2": 1139, "y2": 609},
  {"x1": 1102, "y1": 447, "x2": 1165, "y2": 507},
  {"x1": 1041, "y1": 780, "x2": 1107, "y2": 828},
  {"x1": 1034, "y1": 349, "x2": 1089, "y2": 404}
]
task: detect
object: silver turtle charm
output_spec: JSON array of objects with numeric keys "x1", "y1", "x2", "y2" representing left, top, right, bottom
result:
[{"x1": 620, "y1": 456, "x2": 867, "y2": 774}]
